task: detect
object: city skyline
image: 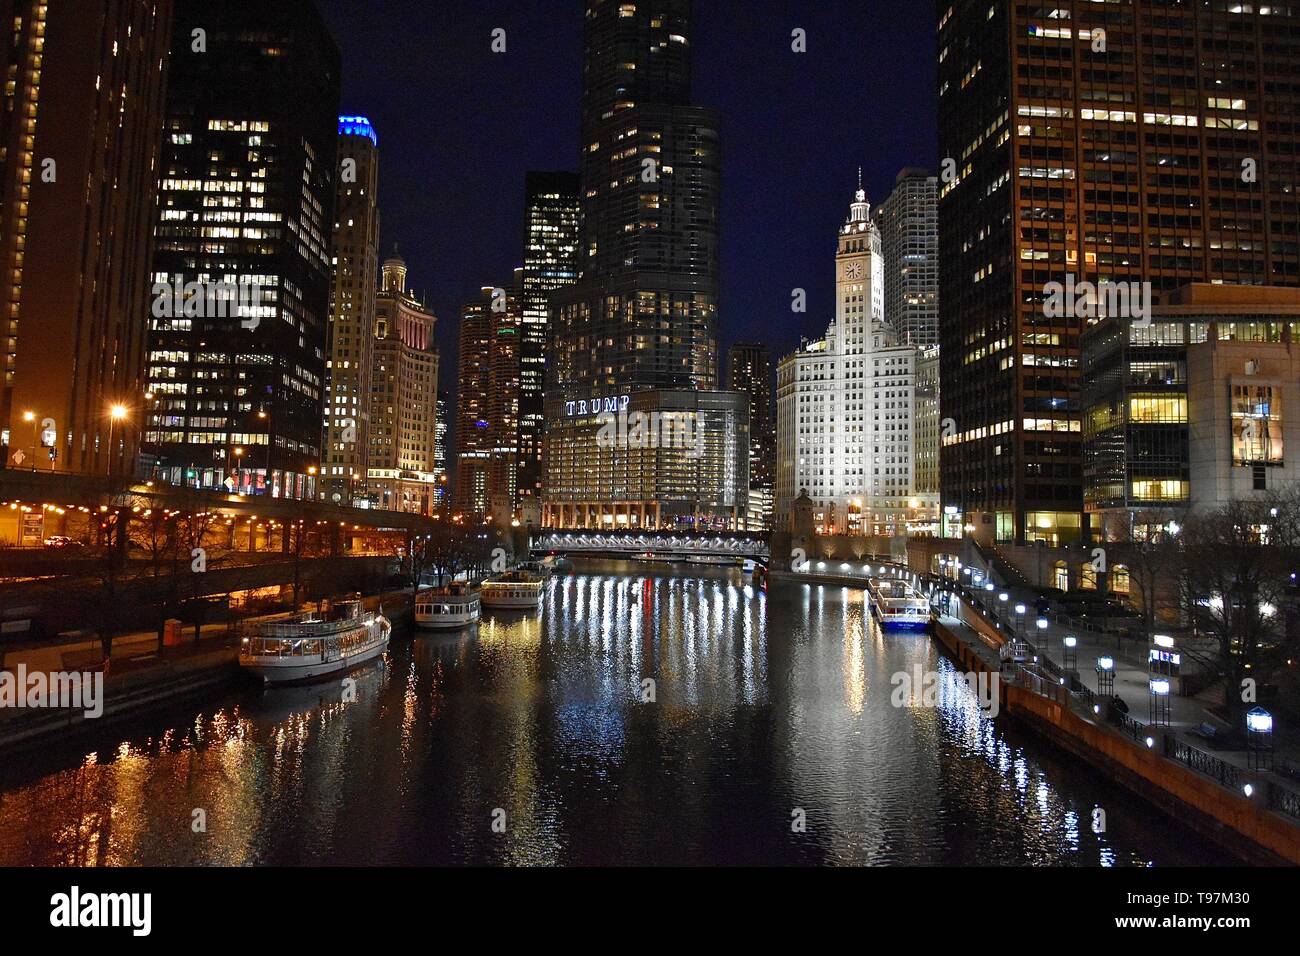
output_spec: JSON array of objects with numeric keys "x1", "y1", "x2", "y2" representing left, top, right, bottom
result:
[
  {"x1": 2, "y1": 0, "x2": 1299, "y2": 897},
  {"x1": 312, "y1": 0, "x2": 939, "y2": 403}
]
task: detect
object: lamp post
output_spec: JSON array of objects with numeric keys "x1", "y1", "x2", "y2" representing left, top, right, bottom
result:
[
  {"x1": 1063, "y1": 634, "x2": 1078, "y2": 673},
  {"x1": 107, "y1": 403, "x2": 128, "y2": 477},
  {"x1": 1096, "y1": 655, "x2": 1115, "y2": 697},
  {"x1": 1148, "y1": 677, "x2": 1171, "y2": 726},
  {"x1": 1014, "y1": 602, "x2": 1026, "y2": 636},
  {"x1": 1246, "y1": 707, "x2": 1274, "y2": 771},
  {"x1": 21, "y1": 411, "x2": 37, "y2": 470}
]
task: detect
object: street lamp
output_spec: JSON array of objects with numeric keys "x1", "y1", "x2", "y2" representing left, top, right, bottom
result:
[
  {"x1": 1148, "y1": 677, "x2": 1171, "y2": 726},
  {"x1": 1247, "y1": 707, "x2": 1274, "y2": 771},
  {"x1": 1014, "y1": 602, "x2": 1026, "y2": 636},
  {"x1": 1063, "y1": 634, "x2": 1078, "y2": 673},
  {"x1": 21, "y1": 411, "x2": 38, "y2": 470},
  {"x1": 1096, "y1": 655, "x2": 1115, "y2": 696},
  {"x1": 106, "y1": 403, "x2": 128, "y2": 476}
]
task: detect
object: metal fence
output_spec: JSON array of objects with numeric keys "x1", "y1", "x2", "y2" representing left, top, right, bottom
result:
[
  {"x1": 1109, "y1": 707, "x2": 1145, "y2": 741},
  {"x1": 1269, "y1": 782, "x2": 1300, "y2": 822},
  {"x1": 1165, "y1": 736, "x2": 1241, "y2": 789}
]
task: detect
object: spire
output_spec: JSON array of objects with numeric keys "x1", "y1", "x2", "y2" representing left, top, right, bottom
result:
[{"x1": 847, "y1": 170, "x2": 871, "y2": 225}]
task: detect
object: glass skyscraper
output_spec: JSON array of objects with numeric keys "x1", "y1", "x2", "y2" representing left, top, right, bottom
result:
[
  {"x1": 144, "y1": 0, "x2": 340, "y2": 500},
  {"x1": 542, "y1": 0, "x2": 747, "y2": 531}
]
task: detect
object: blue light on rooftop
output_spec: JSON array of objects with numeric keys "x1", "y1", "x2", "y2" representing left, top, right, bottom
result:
[{"x1": 338, "y1": 115, "x2": 377, "y2": 145}]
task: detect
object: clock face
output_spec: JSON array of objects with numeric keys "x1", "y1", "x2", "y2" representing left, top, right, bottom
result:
[{"x1": 844, "y1": 261, "x2": 863, "y2": 280}]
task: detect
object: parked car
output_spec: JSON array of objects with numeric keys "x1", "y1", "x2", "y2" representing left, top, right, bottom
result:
[{"x1": 43, "y1": 535, "x2": 71, "y2": 548}]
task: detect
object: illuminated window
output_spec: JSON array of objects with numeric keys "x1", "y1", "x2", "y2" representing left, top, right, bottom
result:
[
  {"x1": 1111, "y1": 564, "x2": 1130, "y2": 595},
  {"x1": 1231, "y1": 384, "x2": 1282, "y2": 465},
  {"x1": 1128, "y1": 395, "x2": 1187, "y2": 424}
]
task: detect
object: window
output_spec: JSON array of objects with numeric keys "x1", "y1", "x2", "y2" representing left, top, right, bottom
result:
[
  {"x1": 1111, "y1": 564, "x2": 1130, "y2": 595},
  {"x1": 1231, "y1": 385, "x2": 1283, "y2": 465}
]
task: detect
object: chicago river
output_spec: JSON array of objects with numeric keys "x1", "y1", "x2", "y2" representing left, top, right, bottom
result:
[{"x1": 0, "y1": 562, "x2": 1227, "y2": 865}]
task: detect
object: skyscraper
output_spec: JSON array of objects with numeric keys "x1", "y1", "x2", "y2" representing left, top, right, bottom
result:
[
  {"x1": 323, "y1": 116, "x2": 380, "y2": 506},
  {"x1": 543, "y1": 0, "x2": 748, "y2": 530},
  {"x1": 776, "y1": 184, "x2": 935, "y2": 537},
  {"x1": 937, "y1": 0, "x2": 1300, "y2": 546},
  {"x1": 728, "y1": 342, "x2": 774, "y2": 530},
  {"x1": 519, "y1": 172, "x2": 579, "y2": 503},
  {"x1": 0, "y1": 0, "x2": 172, "y2": 477},
  {"x1": 434, "y1": 390, "x2": 449, "y2": 505},
  {"x1": 874, "y1": 167, "x2": 939, "y2": 348},
  {"x1": 367, "y1": 252, "x2": 439, "y2": 514},
  {"x1": 455, "y1": 287, "x2": 494, "y2": 515},
  {"x1": 144, "y1": 0, "x2": 340, "y2": 499}
]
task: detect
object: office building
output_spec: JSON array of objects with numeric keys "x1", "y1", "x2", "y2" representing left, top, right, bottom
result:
[
  {"x1": 0, "y1": 0, "x2": 172, "y2": 477},
  {"x1": 776, "y1": 183, "x2": 936, "y2": 537},
  {"x1": 936, "y1": 0, "x2": 1300, "y2": 545},
  {"x1": 520, "y1": 172, "x2": 579, "y2": 502},
  {"x1": 874, "y1": 167, "x2": 939, "y2": 348},
  {"x1": 367, "y1": 252, "x2": 439, "y2": 514},
  {"x1": 1083, "y1": 284, "x2": 1300, "y2": 539},
  {"x1": 728, "y1": 342, "x2": 774, "y2": 530},
  {"x1": 322, "y1": 116, "x2": 380, "y2": 505},
  {"x1": 542, "y1": 0, "x2": 748, "y2": 529},
  {"x1": 144, "y1": 0, "x2": 341, "y2": 499}
]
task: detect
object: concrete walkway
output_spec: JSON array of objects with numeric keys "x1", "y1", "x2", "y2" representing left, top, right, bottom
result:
[{"x1": 946, "y1": 576, "x2": 1300, "y2": 778}]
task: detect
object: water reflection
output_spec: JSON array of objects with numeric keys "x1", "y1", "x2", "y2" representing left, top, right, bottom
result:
[{"x1": 0, "y1": 561, "x2": 1228, "y2": 866}]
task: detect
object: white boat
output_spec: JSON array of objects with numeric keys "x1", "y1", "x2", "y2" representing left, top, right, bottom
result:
[
  {"x1": 868, "y1": 579, "x2": 931, "y2": 631},
  {"x1": 480, "y1": 570, "x2": 545, "y2": 610},
  {"x1": 239, "y1": 595, "x2": 390, "y2": 685},
  {"x1": 415, "y1": 582, "x2": 481, "y2": 629},
  {"x1": 631, "y1": 551, "x2": 672, "y2": 564},
  {"x1": 685, "y1": 555, "x2": 740, "y2": 566}
]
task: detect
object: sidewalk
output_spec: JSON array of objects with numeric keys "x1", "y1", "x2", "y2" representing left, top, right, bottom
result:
[{"x1": 956, "y1": 577, "x2": 1300, "y2": 778}]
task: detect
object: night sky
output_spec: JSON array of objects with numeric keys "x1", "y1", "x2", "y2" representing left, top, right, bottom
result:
[{"x1": 314, "y1": 0, "x2": 937, "y2": 391}]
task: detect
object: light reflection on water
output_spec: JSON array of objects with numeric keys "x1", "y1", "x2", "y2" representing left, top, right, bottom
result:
[{"x1": 0, "y1": 561, "x2": 1229, "y2": 866}]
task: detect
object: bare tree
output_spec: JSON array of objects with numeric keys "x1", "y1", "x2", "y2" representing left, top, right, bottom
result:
[
  {"x1": 1113, "y1": 506, "x2": 1188, "y2": 642},
  {"x1": 172, "y1": 492, "x2": 220, "y2": 642},
  {"x1": 129, "y1": 503, "x2": 179, "y2": 650},
  {"x1": 1180, "y1": 489, "x2": 1300, "y2": 729}
]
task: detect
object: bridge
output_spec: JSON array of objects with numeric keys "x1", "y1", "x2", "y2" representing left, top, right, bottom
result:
[{"x1": 531, "y1": 529, "x2": 770, "y2": 560}]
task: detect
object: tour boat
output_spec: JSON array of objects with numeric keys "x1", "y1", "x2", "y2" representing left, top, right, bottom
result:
[
  {"x1": 685, "y1": 555, "x2": 740, "y2": 566},
  {"x1": 480, "y1": 569, "x2": 545, "y2": 610},
  {"x1": 868, "y1": 579, "x2": 932, "y2": 631},
  {"x1": 631, "y1": 551, "x2": 673, "y2": 564},
  {"x1": 239, "y1": 595, "x2": 390, "y2": 685},
  {"x1": 415, "y1": 582, "x2": 481, "y2": 630}
]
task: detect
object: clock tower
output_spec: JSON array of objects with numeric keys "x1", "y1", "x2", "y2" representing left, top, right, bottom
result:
[{"x1": 833, "y1": 171, "x2": 887, "y2": 356}]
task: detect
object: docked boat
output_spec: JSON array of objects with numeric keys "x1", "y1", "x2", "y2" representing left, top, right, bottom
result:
[
  {"x1": 868, "y1": 579, "x2": 932, "y2": 631},
  {"x1": 415, "y1": 582, "x2": 481, "y2": 630},
  {"x1": 480, "y1": 569, "x2": 545, "y2": 610},
  {"x1": 631, "y1": 551, "x2": 673, "y2": 564},
  {"x1": 516, "y1": 559, "x2": 552, "y2": 577},
  {"x1": 239, "y1": 595, "x2": 390, "y2": 685},
  {"x1": 685, "y1": 555, "x2": 739, "y2": 566}
]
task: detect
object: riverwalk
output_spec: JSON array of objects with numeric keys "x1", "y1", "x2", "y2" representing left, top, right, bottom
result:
[{"x1": 775, "y1": 565, "x2": 1300, "y2": 863}]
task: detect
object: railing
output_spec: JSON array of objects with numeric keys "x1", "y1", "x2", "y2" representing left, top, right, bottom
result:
[
  {"x1": 1165, "y1": 736, "x2": 1241, "y2": 789},
  {"x1": 1268, "y1": 782, "x2": 1300, "y2": 822},
  {"x1": 1109, "y1": 707, "x2": 1145, "y2": 741}
]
